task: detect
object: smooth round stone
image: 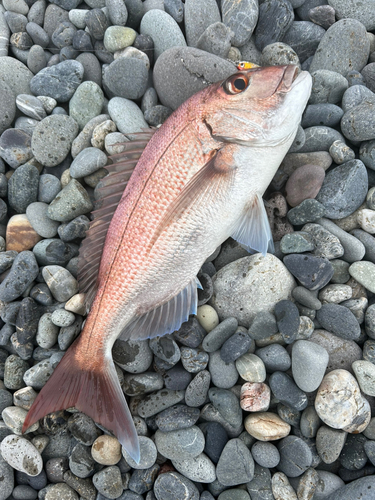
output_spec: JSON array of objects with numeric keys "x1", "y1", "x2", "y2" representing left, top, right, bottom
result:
[
  {"x1": 302, "y1": 103, "x2": 344, "y2": 128},
  {"x1": 349, "y1": 261, "x2": 375, "y2": 293},
  {"x1": 112, "y1": 338, "x2": 152, "y2": 373},
  {"x1": 84, "y1": 9, "x2": 108, "y2": 40},
  {"x1": 283, "y1": 254, "x2": 333, "y2": 290},
  {"x1": 309, "y1": 70, "x2": 349, "y2": 105},
  {"x1": 316, "y1": 425, "x2": 347, "y2": 464},
  {"x1": 30, "y1": 60, "x2": 83, "y2": 102},
  {"x1": 240, "y1": 382, "x2": 270, "y2": 412},
  {"x1": 180, "y1": 347, "x2": 208, "y2": 373},
  {"x1": 248, "y1": 311, "x2": 278, "y2": 341},
  {"x1": 1, "y1": 435, "x2": 42, "y2": 476},
  {"x1": 69, "y1": 82, "x2": 104, "y2": 130},
  {"x1": 16, "y1": 94, "x2": 46, "y2": 121},
  {"x1": 202, "y1": 317, "x2": 237, "y2": 352},
  {"x1": 208, "y1": 388, "x2": 242, "y2": 429},
  {"x1": 2, "y1": 406, "x2": 39, "y2": 434},
  {"x1": 341, "y1": 102, "x2": 375, "y2": 141},
  {"x1": 201, "y1": 422, "x2": 228, "y2": 465},
  {"x1": 0, "y1": 80, "x2": 16, "y2": 135},
  {"x1": 220, "y1": 327, "x2": 253, "y2": 363},
  {"x1": 285, "y1": 165, "x2": 325, "y2": 207},
  {"x1": 0, "y1": 251, "x2": 39, "y2": 302},
  {"x1": 107, "y1": 97, "x2": 148, "y2": 134},
  {"x1": 196, "y1": 305, "x2": 219, "y2": 333},
  {"x1": 50, "y1": 309, "x2": 75, "y2": 328},
  {"x1": 153, "y1": 46, "x2": 236, "y2": 110},
  {"x1": 269, "y1": 371, "x2": 308, "y2": 411},
  {"x1": 185, "y1": 370, "x2": 211, "y2": 407},
  {"x1": 144, "y1": 105, "x2": 173, "y2": 127},
  {"x1": 328, "y1": 0, "x2": 375, "y2": 31},
  {"x1": 196, "y1": 22, "x2": 232, "y2": 59},
  {"x1": 298, "y1": 126, "x2": 344, "y2": 153},
  {"x1": 171, "y1": 453, "x2": 215, "y2": 484},
  {"x1": 106, "y1": 0, "x2": 128, "y2": 25},
  {"x1": 183, "y1": 0, "x2": 220, "y2": 47},
  {"x1": 235, "y1": 353, "x2": 266, "y2": 383},
  {"x1": 216, "y1": 439, "x2": 254, "y2": 486},
  {"x1": 278, "y1": 436, "x2": 312, "y2": 478},
  {"x1": 340, "y1": 433, "x2": 368, "y2": 472},
  {"x1": 309, "y1": 19, "x2": 370, "y2": 76},
  {"x1": 320, "y1": 476, "x2": 375, "y2": 500},
  {"x1": 251, "y1": 441, "x2": 280, "y2": 468},
  {"x1": 352, "y1": 360, "x2": 375, "y2": 396},
  {"x1": 209, "y1": 351, "x2": 238, "y2": 389},
  {"x1": 246, "y1": 465, "x2": 273, "y2": 500},
  {"x1": 244, "y1": 412, "x2": 291, "y2": 441},
  {"x1": 31, "y1": 115, "x2": 78, "y2": 167},
  {"x1": 221, "y1": 0, "x2": 258, "y2": 47},
  {"x1": 155, "y1": 405, "x2": 199, "y2": 432},
  {"x1": 274, "y1": 300, "x2": 300, "y2": 344},
  {"x1": 342, "y1": 85, "x2": 375, "y2": 114},
  {"x1": 72, "y1": 29, "x2": 93, "y2": 51},
  {"x1": 254, "y1": 0, "x2": 294, "y2": 52},
  {"x1": 8, "y1": 163, "x2": 38, "y2": 213},
  {"x1": 155, "y1": 426, "x2": 204, "y2": 461},
  {"x1": 211, "y1": 254, "x2": 295, "y2": 327},
  {"x1": 70, "y1": 147, "x2": 107, "y2": 179},
  {"x1": 218, "y1": 491, "x2": 250, "y2": 500},
  {"x1": 292, "y1": 340, "x2": 328, "y2": 392},
  {"x1": 300, "y1": 406, "x2": 321, "y2": 439},
  {"x1": 103, "y1": 26, "x2": 136, "y2": 53},
  {"x1": 316, "y1": 303, "x2": 361, "y2": 340},
  {"x1": 26, "y1": 202, "x2": 60, "y2": 238},
  {"x1": 318, "y1": 217, "x2": 366, "y2": 263},
  {"x1": 255, "y1": 344, "x2": 291, "y2": 373},
  {"x1": 103, "y1": 58, "x2": 148, "y2": 100},
  {"x1": 42, "y1": 265, "x2": 78, "y2": 302},
  {"x1": 311, "y1": 329, "x2": 362, "y2": 374},
  {"x1": 38, "y1": 174, "x2": 61, "y2": 203},
  {"x1": 261, "y1": 42, "x2": 301, "y2": 70},
  {"x1": 58, "y1": 215, "x2": 90, "y2": 242},
  {"x1": 140, "y1": 9, "x2": 185, "y2": 60},
  {"x1": 315, "y1": 369, "x2": 371, "y2": 433},
  {"x1": 363, "y1": 340, "x2": 375, "y2": 364},
  {"x1": 0, "y1": 129, "x2": 32, "y2": 169},
  {"x1": 0, "y1": 57, "x2": 33, "y2": 97},
  {"x1": 36, "y1": 313, "x2": 59, "y2": 349},
  {"x1": 153, "y1": 471, "x2": 199, "y2": 500},
  {"x1": 69, "y1": 442, "x2": 95, "y2": 479},
  {"x1": 90, "y1": 436, "x2": 121, "y2": 466},
  {"x1": 27, "y1": 45, "x2": 47, "y2": 74},
  {"x1": 292, "y1": 287, "x2": 321, "y2": 311},
  {"x1": 23, "y1": 359, "x2": 53, "y2": 389},
  {"x1": 137, "y1": 389, "x2": 185, "y2": 418},
  {"x1": 163, "y1": 365, "x2": 192, "y2": 391},
  {"x1": 71, "y1": 113, "x2": 109, "y2": 157},
  {"x1": 92, "y1": 465, "x2": 123, "y2": 499},
  {"x1": 357, "y1": 208, "x2": 375, "y2": 233},
  {"x1": 283, "y1": 21, "x2": 325, "y2": 62}
]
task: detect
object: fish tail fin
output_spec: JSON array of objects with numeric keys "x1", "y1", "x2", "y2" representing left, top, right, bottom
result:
[{"x1": 22, "y1": 340, "x2": 140, "y2": 463}]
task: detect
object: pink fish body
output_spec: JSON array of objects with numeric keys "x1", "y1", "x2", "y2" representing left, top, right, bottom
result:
[{"x1": 23, "y1": 65, "x2": 312, "y2": 462}]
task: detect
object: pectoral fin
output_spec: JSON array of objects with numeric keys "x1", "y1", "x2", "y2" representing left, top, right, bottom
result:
[
  {"x1": 231, "y1": 192, "x2": 274, "y2": 256},
  {"x1": 121, "y1": 277, "x2": 202, "y2": 341}
]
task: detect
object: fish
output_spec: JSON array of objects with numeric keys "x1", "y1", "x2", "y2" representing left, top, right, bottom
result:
[{"x1": 23, "y1": 65, "x2": 312, "y2": 463}]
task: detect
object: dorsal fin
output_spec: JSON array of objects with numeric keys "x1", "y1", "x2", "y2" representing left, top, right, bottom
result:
[{"x1": 78, "y1": 129, "x2": 157, "y2": 312}]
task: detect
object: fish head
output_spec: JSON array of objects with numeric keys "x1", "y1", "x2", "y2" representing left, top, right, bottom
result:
[{"x1": 199, "y1": 65, "x2": 312, "y2": 147}]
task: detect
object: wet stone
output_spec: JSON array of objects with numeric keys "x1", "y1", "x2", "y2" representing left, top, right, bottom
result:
[
  {"x1": 269, "y1": 371, "x2": 308, "y2": 411},
  {"x1": 340, "y1": 433, "x2": 368, "y2": 471},
  {"x1": 216, "y1": 438, "x2": 254, "y2": 486}
]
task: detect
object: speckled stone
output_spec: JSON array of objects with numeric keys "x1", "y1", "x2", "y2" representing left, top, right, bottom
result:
[
  {"x1": 153, "y1": 471, "x2": 199, "y2": 500},
  {"x1": 30, "y1": 60, "x2": 84, "y2": 102},
  {"x1": 283, "y1": 254, "x2": 333, "y2": 290},
  {"x1": 315, "y1": 369, "x2": 371, "y2": 433},
  {"x1": 216, "y1": 438, "x2": 254, "y2": 486},
  {"x1": 1, "y1": 435, "x2": 42, "y2": 476},
  {"x1": 185, "y1": 370, "x2": 211, "y2": 407}
]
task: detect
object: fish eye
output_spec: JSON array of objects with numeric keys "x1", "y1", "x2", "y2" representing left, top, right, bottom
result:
[{"x1": 223, "y1": 74, "x2": 249, "y2": 95}]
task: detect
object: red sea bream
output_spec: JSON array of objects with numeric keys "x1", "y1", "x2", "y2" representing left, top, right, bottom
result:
[{"x1": 23, "y1": 65, "x2": 312, "y2": 462}]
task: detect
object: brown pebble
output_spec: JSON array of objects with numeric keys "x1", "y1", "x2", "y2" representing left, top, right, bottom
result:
[
  {"x1": 91, "y1": 435, "x2": 121, "y2": 465},
  {"x1": 285, "y1": 164, "x2": 325, "y2": 207},
  {"x1": 240, "y1": 382, "x2": 270, "y2": 412},
  {"x1": 244, "y1": 412, "x2": 291, "y2": 441},
  {"x1": 6, "y1": 214, "x2": 42, "y2": 252}
]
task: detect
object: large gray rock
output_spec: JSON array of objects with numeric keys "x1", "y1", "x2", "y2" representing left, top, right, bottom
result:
[
  {"x1": 309, "y1": 19, "x2": 370, "y2": 76},
  {"x1": 153, "y1": 46, "x2": 236, "y2": 110},
  {"x1": 328, "y1": 0, "x2": 375, "y2": 31},
  {"x1": 210, "y1": 254, "x2": 296, "y2": 328}
]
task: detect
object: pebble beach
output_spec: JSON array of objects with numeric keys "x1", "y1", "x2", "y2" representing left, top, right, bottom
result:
[{"x1": 1, "y1": 0, "x2": 375, "y2": 498}]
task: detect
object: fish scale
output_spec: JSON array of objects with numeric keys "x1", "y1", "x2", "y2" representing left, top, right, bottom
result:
[{"x1": 23, "y1": 65, "x2": 312, "y2": 462}]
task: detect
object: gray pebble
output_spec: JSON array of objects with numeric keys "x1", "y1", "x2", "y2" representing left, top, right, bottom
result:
[
  {"x1": 221, "y1": 0, "x2": 259, "y2": 47},
  {"x1": 23, "y1": 359, "x2": 52, "y2": 390},
  {"x1": 341, "y1": 101, "x2": 375, "y2": 142},
  {"x1": 302, "y1": 104, "x2": 343, "y2": 128},
  {"x1": 70, "y1": 147, "x2": 107, "y2": 179},
  {"x1": 76, "y1": 52, "x2": 102, "y2": 87},
  {"x1": 298, "y1": 126, "x2": 345, "y2": 153},
  {"x1": 58, "y1": 215, "x2": 90, "y2": 241},
  {"x1": 184, "y1": 0, "x2": 220, "y2": 48},
  {"x1": 180, "y1": 347, "x2": 209, "y2": 373},
  {"x1": 261, "y1": 42, "x2": 300, "y2": 69},
  {"x1": 316, "y1": 160, "x2": 368, "y2": 219},
  {"x1": 93, "y1": 466, "x2": 123, "y2": 499},
  {"x1": 251, "y1": 441, "x2": 280, "y2": 468},
  {"x1": 255, "y1": 344, "x2": 291, "y2": 372},
  {"x1": 69, "y1": 81, "x2": 104, "y2": 130},
  {"x1": 38, "y1": 174, "x2": 61, "y2": 203},
  {"x1": 108, "y1": 97, "x2": 148, "y2": 134},
  {"x1": 137, "y1": 389, "x2": 185, "y2": 418},
  {"x1": 0, "y1": 80, "x2": 16, "y2": 135},
  {"x1": 202, "y1": 317, "x2": 238, "y2": 353},
  {"x1": 309, "y1": 69, "x2": 348, "y2": 105},
  {"x1": 31, "y1": 114, "x2": 79, "y2": 167},
  {"x1": 153, "y1": 46, "x2": 236, "y2": 110},
  {"x1": 153, "y1": 471, "x2": 199, "y2": 500},
  {"x1": 209, "y1": 350, "x2": 238, "y2": 389},
  {"x1": 0, "y1": 56, "x2": 33, "y2": 97},
  {"x1": 360, "y1": 139, "x2": 375, "y2": 170},
  {"x1": 104, "y1": 57, "x2": 148, "y2": 101},
  {"x1": 292, "y1": 287, "x2": 321, "y2": 310},
  {"x1": 278, "y1": 436, "x2": 312, "y2": 478},
  {"x1": 8, "y1": 163, "x2": 38, "y2": 213},
  {"x1": 106, "y1": 0, "x2": 128, "y2": 26},
  {"x1": 254, "y1": 0, "x2": 294, "y2": 52},
  {"x1": 329, "y1": 140, "x2": 355, "y2": 165},
  {"x1": 302, "y1": 223, "x2": 344, "y2": 260},
  {"x1": 47, "y1": 179, "x2": 93, "y2": 222},
  {"x1": 292, "y1": 340, "x2": 328, "y2": 392},
  {"x1": 185, "y1": 370, "x2": 211, "y2": 407},
  {"x1": 26, "y1": 202, "x2": 60, "y2": 238},
  {"x1": 196, "y1": 22, "x2": 232, "y2": 59},
  {"x1": 316, "y1": 303, "x2": 361, "y2": 340},
  {"x1": 69, "y1": 442, "x2": 95, "y2": 479},
  {"x1": 269, "y1": 371, "x2": 308, "y2": 411},
  {"x1": 351, "y1": 229, "x2": 375, "y2": 264},
  {"x1": 27, "y1": 45, "x2": 47, "y2": 74},
  {"x1": 42, "y1": 265, "x2": 79, "y2": 302},
  {"x1": 112, "y1": 338, "x2": 153, "y2": 373},
  {"x1": 208, "y1": 388, "x2": 242, "y2": 429},
  {"x1": 309, "y1": 19, "x2": 370, "y2": 76},
  {"x1": 342, "y1": 84, "x2": 375, "y2": 113},
  {"x1": 30, "y1": 59, "x2": 84, "y2": 102},
  {"x1": 4, "y1": 355, "x2": 28, "y2": 390},
  {"x1": 280, "y1": 232, "x2": 314, "y2": 254},
  {"x1": 155, "y1": 405, "x2": 200, "y2": 432},
  {"x1": 317, "y1": 218, "x2": 366, "y2": 263},
  {"x1": 0, "y1": 251, "x2": 39, "y2": 303},
  {"x1": 216, "y1": 439, "x2": 254, "y2": 486},
  {"x1": 71, "y1": 113, "x2": 109, "y2": 158},
  {"x1": 155, "y1": 426, "x2": 204, "y2": 460}
]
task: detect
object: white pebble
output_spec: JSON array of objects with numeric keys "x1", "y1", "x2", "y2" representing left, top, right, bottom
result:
[
  {"x1": 196, "y1": 305, "x2": 219, "y2": 332},
  {"x1": 65, "y1": 293, "x2": 87, "y2": 315},
  {"x1": 0, "y1": 435, "x2": 43, "y2": 476},
  {"x1": 357, "y1": 208, "x2": 375, "y2": 234}
]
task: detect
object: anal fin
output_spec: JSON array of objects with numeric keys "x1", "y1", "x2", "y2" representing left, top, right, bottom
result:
[
  {"x1": 231, "y1": 192, "x2": 274, "y2": 256},
  {"x1": 121, "y1": 277, "x2": 200, "y2": 341}
]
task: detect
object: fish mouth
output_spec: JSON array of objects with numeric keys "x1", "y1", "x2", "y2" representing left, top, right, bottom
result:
[{"x1": 277, "y1": 65, "x2": 300, "y2": 93}]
